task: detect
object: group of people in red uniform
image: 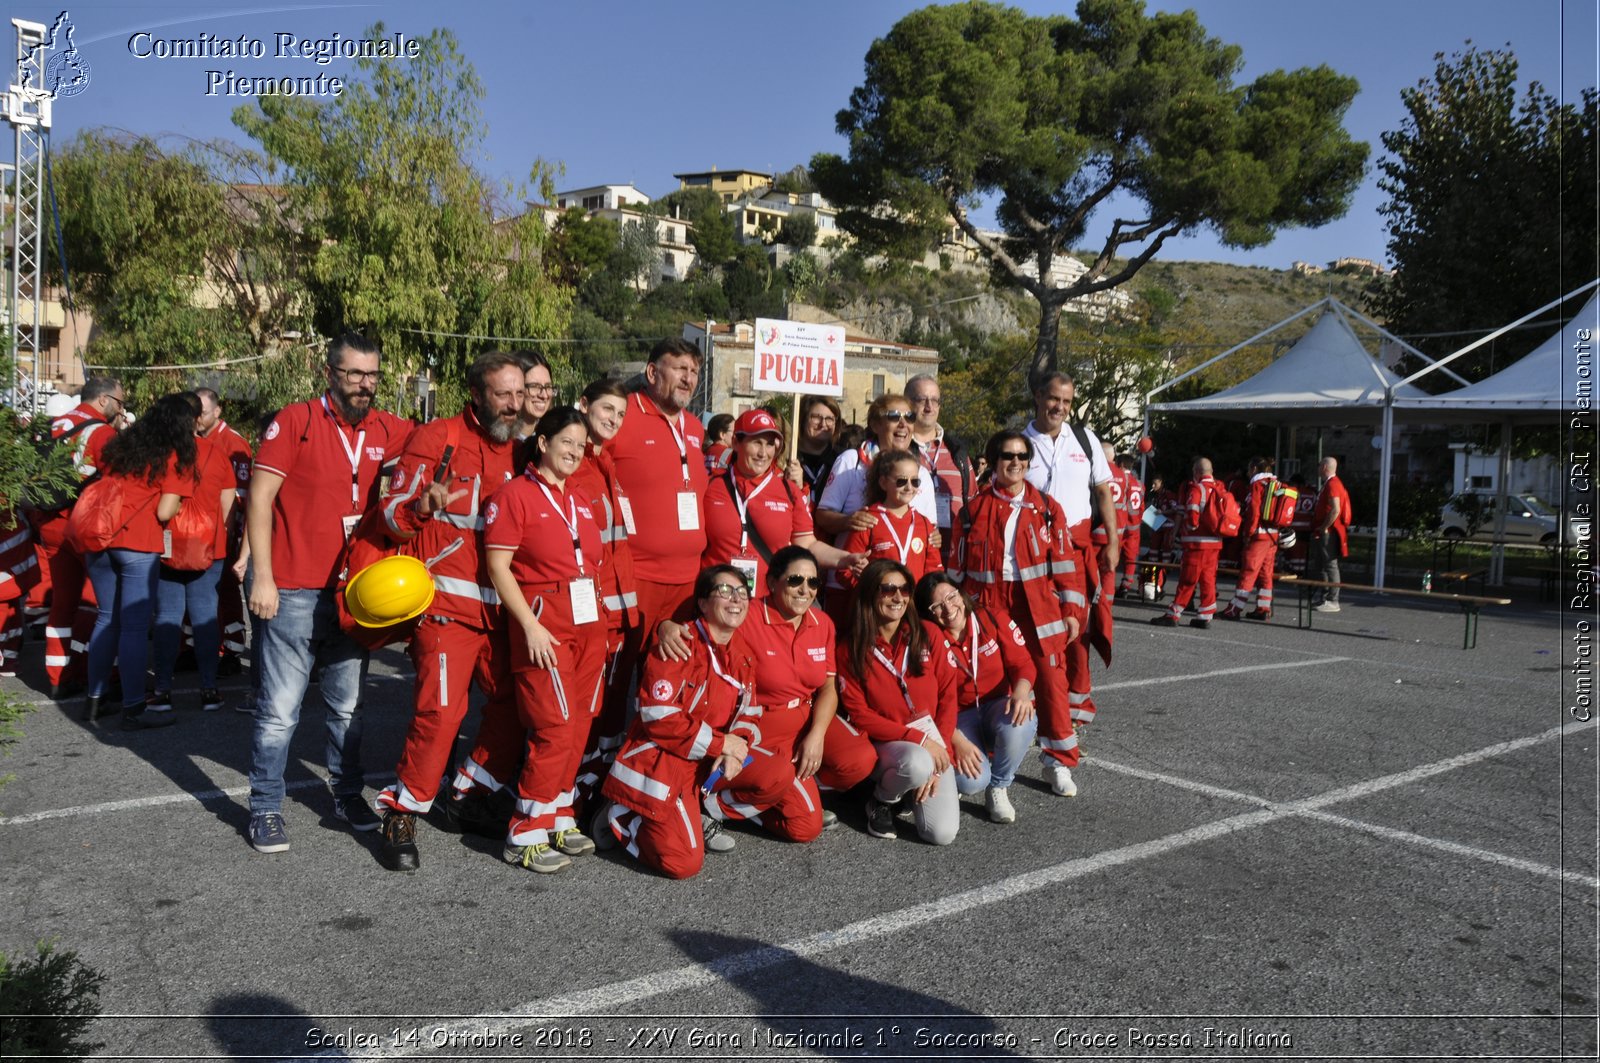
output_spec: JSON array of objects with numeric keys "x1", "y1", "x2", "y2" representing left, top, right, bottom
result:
[{"x1": 13, "y1": 331, "x2": 1354, "y2": 882}]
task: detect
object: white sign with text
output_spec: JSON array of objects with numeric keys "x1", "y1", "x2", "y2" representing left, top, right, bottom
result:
[{"x1": 752, "y1": 317, "x2": 845, "y2": 397}]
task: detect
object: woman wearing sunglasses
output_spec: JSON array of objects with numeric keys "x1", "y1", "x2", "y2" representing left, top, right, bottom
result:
[
  {"x1": 915, "y1": 572, "x2": 1037, "y2": 824},
  {"x1": 836, "y1": 559, "x2": 962, "y2": 844},
  {"x1": 703, "y1": 546, "x2": 875, "y2": 843},
  {"x1": 602, "y1": 564, "x2": 757, "y2": 879},
  {"x1": 949, "y1": 430, "x2": 1086, "y2": 799},
  {"x1": 837, "y1": 449, "x2": 943, "y2": 597}
]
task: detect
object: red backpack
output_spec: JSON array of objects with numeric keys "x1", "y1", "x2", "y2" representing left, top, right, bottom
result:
[
  {"x1": 1197, "y1": 482, "x2": 1242, "y2": 537},
  {"x1": 1260, "y1": 480, "x2": 1299, "y2": 529},
  {"x1": 66, "y1": 476, "x2": 154, "y2": 553}
]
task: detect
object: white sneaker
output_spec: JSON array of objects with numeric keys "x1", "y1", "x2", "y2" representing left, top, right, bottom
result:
[
  {"x1": 1314, "y1": 601, "x2": 1341, "y2": 613},
  {"x1": 701, "y1": 814, "x2": 736, "y2": 853},
  {"x1": 985, "y1": 787, "x2": 1016, "y2": 824},
  {"x1": 1045, "y1": 763, "x2": 1078, "y2": 797}
]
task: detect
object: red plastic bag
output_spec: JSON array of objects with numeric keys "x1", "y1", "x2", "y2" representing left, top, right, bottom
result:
[{"x1": 163, "y1": 501, "x2": 217, "y2": 571}]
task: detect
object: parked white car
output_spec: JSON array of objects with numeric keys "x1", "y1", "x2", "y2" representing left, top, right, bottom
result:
[{"x1": 1438, "y1": 493, "x2": 1573, "y2": 543}]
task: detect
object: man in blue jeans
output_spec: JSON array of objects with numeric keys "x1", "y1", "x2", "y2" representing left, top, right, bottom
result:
[{"x1": 243, "y1": 333, "x2": 413, "y2": 853}]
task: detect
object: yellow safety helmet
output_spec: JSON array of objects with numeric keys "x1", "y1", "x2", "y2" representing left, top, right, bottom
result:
[{"x1": 345, "y1": 555, "x2": 435, "y2": 628}]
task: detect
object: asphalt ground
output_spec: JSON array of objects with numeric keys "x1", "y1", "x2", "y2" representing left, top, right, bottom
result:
[{"x1": 0, "y1": 583, "x2": 1594, "y2": 1062}]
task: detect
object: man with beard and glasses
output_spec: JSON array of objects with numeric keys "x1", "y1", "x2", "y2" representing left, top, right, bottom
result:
[
  {"x1": 369, "y1": 352, "x2": 525, "y2": 871},
  {"x1": 243, "y1": 332, "x2": 413, "y2": 855}
]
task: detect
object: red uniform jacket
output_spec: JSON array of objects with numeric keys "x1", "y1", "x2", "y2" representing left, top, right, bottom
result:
[
  {"x1": 838, "y1": 506, "x2": 943, "y2": 588},
  {"x1": 0, "y1": 512, "x2": 39, "y2": 603},
  {"x1": 1242, "y1": 473, "x2": 1280, "y2": 541},
  {"x1": 835, "y1": 619, "x2": 960, "y2": 752},
  {"x1": 949, "y1": 483, "x2": 1084, "y2": 660},
  {"x1": 1179, "y1": 476, "x2": 1226, "y2": 547},
  {"x1": 603, "y1": 624, "x2": 757, "y2": 822},
  {"x1": 569, "y1": 446, "x2": 640, "y2": 632},
  {"x1": 934, "y1": 607, "x2": 1036, "y2": 709},
  {"x1": 380, "y1": 406, "x2": 516, "y2": 629}
]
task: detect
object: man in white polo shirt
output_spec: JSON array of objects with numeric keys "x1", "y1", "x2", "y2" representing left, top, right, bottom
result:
[{"x1": 1023, "y1": 372, "x2": 1119, "y2": 792}]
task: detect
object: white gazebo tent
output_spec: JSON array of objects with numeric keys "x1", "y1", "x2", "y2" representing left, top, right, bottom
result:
[
  {"x1": 1144, "y1": 298, "x2": 1471, "y2": 587},
  {"x1": 1384, "y1": 280, "x2": 1599, "y2": 583}
]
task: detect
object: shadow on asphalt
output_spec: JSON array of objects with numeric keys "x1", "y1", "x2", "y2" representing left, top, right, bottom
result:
[
  {"x1": 669, "y1": 929, "x2": 1026, "y2": 1057},
  {"x1": 205, "y1": 992, "x2": 338, "y2": 1061}
]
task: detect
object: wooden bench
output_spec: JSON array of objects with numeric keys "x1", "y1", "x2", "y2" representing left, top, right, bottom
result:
[{"x1": 1289, "y1": 578, "x2": 1511, "y2": 650}]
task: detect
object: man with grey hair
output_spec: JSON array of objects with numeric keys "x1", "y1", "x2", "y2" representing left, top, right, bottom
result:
[
  {"x1": 244, "y1": 332, "x2": 413, "y2": 855},
  {"x1": 905, "y1": 373, "x2": 972, "y2": 567}
]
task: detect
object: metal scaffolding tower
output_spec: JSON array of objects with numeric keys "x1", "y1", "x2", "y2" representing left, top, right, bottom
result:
[{"x1": 6, "y1": 17, "x2": 52, "y2": 414}]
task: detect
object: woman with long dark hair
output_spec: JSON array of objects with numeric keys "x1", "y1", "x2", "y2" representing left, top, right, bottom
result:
[
  {"x1": 84, "y1": 392, "x2": 199, "y2": 729},
  {"x1": 835, "y1": 559, "x2": 961, "y2": 844}
]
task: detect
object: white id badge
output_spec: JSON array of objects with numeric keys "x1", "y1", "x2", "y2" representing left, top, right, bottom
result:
[
  {"x1": 617, "y1": 495, "x2": 637, "y2": 536},
  {"x1": 569, "y1": 577, "x2": 600, "y2": 625},
  {"x1": 676, "y1": 491, "x2": 700, "y2": 531},
  {"x1": 936, "y1": 491, "x2": 953, "y2": 529},
  {"x1": 730, "y1": 555, "x2": 759, "y2": 595},
  {"x1": 161, "y1": 529, "x2": 173, "y2": 560},
  {"x1": 341, "y1": 514, "x2": 362, "y2": 541}
]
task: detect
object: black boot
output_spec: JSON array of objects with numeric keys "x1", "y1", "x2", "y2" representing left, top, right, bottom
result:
[{"x1": 380, "y1": 810, "x2": 420, "y2": 872}]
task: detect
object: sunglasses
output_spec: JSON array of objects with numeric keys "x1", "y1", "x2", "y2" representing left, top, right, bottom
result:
[
  {"x1": 880, "y1": 410, "x2": 914, "y2": 422},
  {"x1": 878, "y1": 583, "x2": 911, "y2": 599},
  {"x1": 998, "y1": 451, "x2": 1031, "y2": 462},
  {"x1": 783, "y1": 574, "x2": 822, "y2": 589},
  {"x1": 893, "y1": 476, "x2": 922, "y2": 489}
]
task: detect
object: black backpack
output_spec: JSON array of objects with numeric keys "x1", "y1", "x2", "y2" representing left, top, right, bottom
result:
[{"x1": 25, "y1": 419, "x2": 97, "y2": 513}]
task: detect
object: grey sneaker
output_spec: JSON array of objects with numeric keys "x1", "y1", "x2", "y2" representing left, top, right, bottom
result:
[
  {"x1": 820, "y1": 808, "x2": 839, "y2": 831},
  {"x1": 589, "y1": 803, "x2": 619, "y2": 852},
  {"x1": 1314, "y1": 601, "x2": 1341, "y2": 613},
  {"x1": 503, "y1": 842, "x2": 571, "y2": 874},
  {"x1": 701, "y1": 814, "x2": 736, "y2": 853},
  {"x1": 249, "y1": 812, "x2": 290, "y2": 853},
  {"x1": 333, "y1": 794, "x2": 382, "y2": 832},
  {"x1": 553, "y1": 829, "x2": 596, "y2": 857}
]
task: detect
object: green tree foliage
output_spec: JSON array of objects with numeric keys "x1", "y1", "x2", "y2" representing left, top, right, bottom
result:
[
  {"x1": 776, "y1": 213, "x2": 818, "y2": 249},
  {"x1": 0, "y1": 942, "x2": 106, "y2": 1059},
  {"x1": 658, "y1": 187, "x2": 738, "y2": 267},
  {"x1": 1366, "y1": 45, "x2": 1598, "y2": 380},
  {"x1": 813, "y1": 0, "x2": 1367, "y2": 387},
  {"x1": 231, "y1": 23, "x2": 571, "y2": 403}
]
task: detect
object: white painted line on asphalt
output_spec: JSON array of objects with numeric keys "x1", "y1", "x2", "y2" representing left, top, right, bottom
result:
[
  {"x1": 1097, "y1": 656, "x2": 1348, "y2": 691},
  {"x1": 0, "y1": 772, "x2": 397, "y2": 827},
  {"x1": 280, "y1": 721, "x2": 1592, "y2": 1061},
  {"x1": 1297, "y1": 808, "x2": 1600, "y2": 889}
]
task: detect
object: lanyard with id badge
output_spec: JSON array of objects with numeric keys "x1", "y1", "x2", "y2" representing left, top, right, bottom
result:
[
  {"x1": 323, "y1": 396, "x2": 368, "y2": 542},
  {"x1": 655, "y1": 402, "x2": 699, "y2": 533},
  {"x1": 727, "y1": 469, "x2": 774, "y2": 595},
  {"x1": 534, "y1": 477, "x2": 599, "y2": 626}
]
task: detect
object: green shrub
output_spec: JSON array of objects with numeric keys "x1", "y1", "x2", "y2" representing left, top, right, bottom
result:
[{"x1": 0, "y1": 942, "x2": 106, "y2": 1059}]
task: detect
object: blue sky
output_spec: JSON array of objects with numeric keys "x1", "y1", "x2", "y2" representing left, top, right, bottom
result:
[{"x1": 29, "y1": 0, "x2": 1599, "y2": 271}]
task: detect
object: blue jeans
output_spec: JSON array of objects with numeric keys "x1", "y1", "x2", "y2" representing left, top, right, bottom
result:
[
  {"x1": 248, "y1": 586, "x2": 369, "y2": 813},
  {"x1": 953, "y1": 695, "x2": 1040, "y2": 793},
  {"x1": 152, "y1": 560, "x2": 223, "y2": 691},
  {"x1": 84, "y1": 549, "x2": 161, "y2": 711}
]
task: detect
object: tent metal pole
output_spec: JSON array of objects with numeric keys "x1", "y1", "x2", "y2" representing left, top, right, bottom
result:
[
  {"x1": 1395, "y1": 279, "x2": 1599, "y2": 390},
  {"x1": 1375, "y1": 401, "x2": 1394, "y2": 591},
  {"x1": 1491, "y1": 421, "x2": 1512, "y2": 586},
  {"x1": 1336, "y1": 299, "x2": 1475, "y2": 388},
  {"x1": 1145, "y1": 298, "x2": 1326, "y2": 401}
]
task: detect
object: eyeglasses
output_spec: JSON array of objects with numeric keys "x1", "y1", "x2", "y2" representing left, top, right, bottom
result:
[
  {"x1": 527, "y1": 384, "x2": 555, "y2": 395},
  {"x1": 707, "y1": 583, "x2": 751, "y2": 601},
  {"x1": 880, "y1": 410, "x2": 913, "y2": 422},
  {"x1": 332, "y1": 368, "x2": 383, "y2": 384},
  {"x1": 783, "y1": 574, "x2": 822, "y2": 589},
  {"x1": 893, "y1": 476, "x2": 922, "y2": 489},
  {"x1": 929, "y1": 593, "x2": 963, "y2": 612},
  {"x1": 998, "y1": 451, "x2": 1031, "y2": 463},
  {"x1": 878, "y1": 583, "x2": 911, "y2": 599},
  {"x1": 911, "y1": 395, "x2": 941, "y2": 406}
]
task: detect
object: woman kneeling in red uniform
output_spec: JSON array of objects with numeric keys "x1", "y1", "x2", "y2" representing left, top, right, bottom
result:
[
  {"x1": 837, "y1": 559, "x2": 962, "y2": 844},
  {"x1": 602, "y1": 565, "x2": 756, "y2": 879},
  {"x1": 474, "y1": 407, "x2": 607, "y2": 874},
  {"x1": 705, "y1": 546, "x2": 874, "y2": 843}
]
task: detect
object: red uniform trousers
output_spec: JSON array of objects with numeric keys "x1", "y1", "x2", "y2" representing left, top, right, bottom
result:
[
  {"x1": 1118, "y1": 526, "x2": 1142, "y2": 594},
  {"x1": 25, "y1": 542, "x2": 50, "y2": 617},
  {"x1": 609, "y1": 795, "x2": 710, "y2": 880},
  {"x1": 459, "y1": 589, "x2": 605, "y2": 848},
  {"x1": 33, "y1": 512, "x2": 94, "y2": 688},
  {"x1": 818, "y1": 715, "x2": 876, "y2": 791},
  {"x1": 1005, "y1": 580, "x2": 1079, "y2": 768},
  {"x1": 1227, "y1": 537, "x2": 1276, "y2": 613},
  {"x1": 609, "y1": 577, "x2": 694, "y2": 721},
  {"x1": 708, "y1": 702, "x2": 823, "y2": 842},
  {"x1": 574, "y1": 624, "x2": 633, "y2": 813},
  {"x1": 1166, "y1": 542, "x2": 1223, "y2": 620},
  {"x1": 0, "y1": 598, "x2": 23, "y2": 675},
  {"x1": 1065, "y1": 539, "x2": 1101, "y2": 726},
  {"x1": 375, "y1": 617, "x2": 512, "y2": 814}
]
